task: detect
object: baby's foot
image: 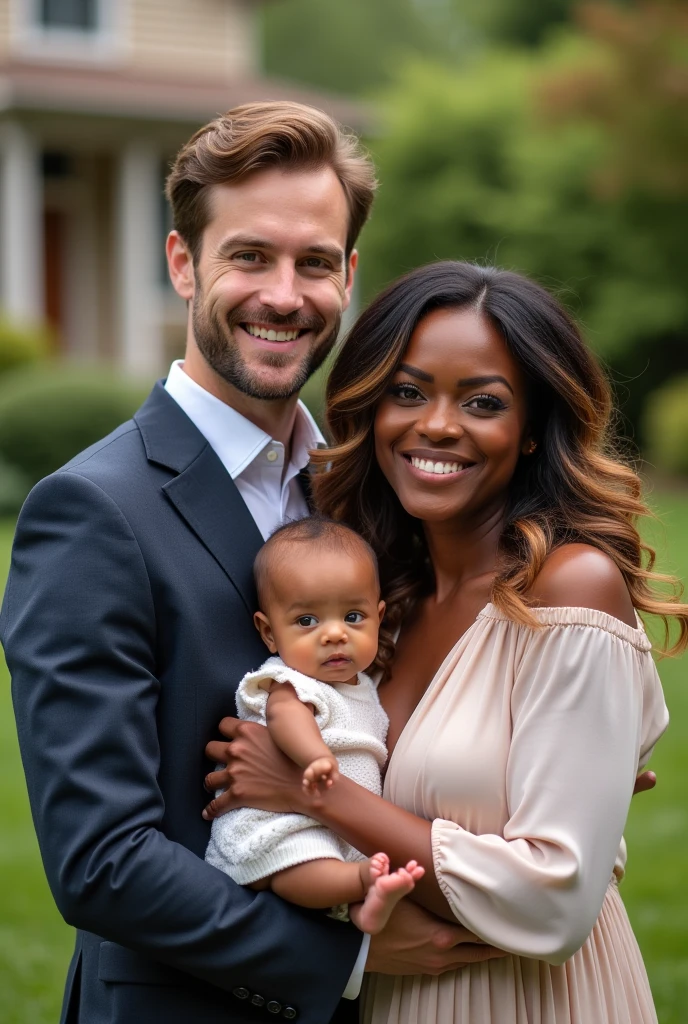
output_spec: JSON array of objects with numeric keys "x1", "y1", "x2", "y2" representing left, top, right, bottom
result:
[{"x1": 350, "y1": 856, "x2": 425, "y2": 935}]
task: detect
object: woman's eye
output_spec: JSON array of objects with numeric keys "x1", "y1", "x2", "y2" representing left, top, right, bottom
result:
[
  {"x1": 465, "y1": 394, "x2": 506, "y2": 412},
  {"x1": 389, "y1": 382, "x2": 423, "y2": 401},
  {"x1": 344, "y1": 612, "x2": 364, "y2": 624},
  {"x1": 297, "y1": 615, "x2": 318, "y2": 627}
]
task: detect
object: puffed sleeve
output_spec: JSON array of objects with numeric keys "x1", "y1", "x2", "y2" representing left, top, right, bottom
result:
[{"x1": 431, "y1": 609, "x2": 668, "y2": 965}]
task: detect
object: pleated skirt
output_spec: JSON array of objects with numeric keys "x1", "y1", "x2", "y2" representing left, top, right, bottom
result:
[{"x1": 362, "y1": 882, "x2": 657, "y2": 1024}]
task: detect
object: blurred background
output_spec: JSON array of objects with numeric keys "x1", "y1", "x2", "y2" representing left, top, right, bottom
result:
[{"x1": 0, "y1": 0, "x2": 686, "y2": 1021}]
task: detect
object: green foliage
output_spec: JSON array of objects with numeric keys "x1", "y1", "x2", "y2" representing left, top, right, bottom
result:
[
  {"x1": 642, "y1": 375, "x2": 688, "y2": 476},
  {"x1": 0, "y1": 319, "x2": 50, "y2": 377},
  {"x1": 0, "y1": 458, "x2": 30, "y2": 517},
  {"x1": 358, "y1": 33, "x2": 688, "y2": 432},
  {"x1": 262, "y1": 0, "x2": 441, "y2": 95},
  {"x1": 0, "y1": 367, "x2": 148, "y2": 487}
]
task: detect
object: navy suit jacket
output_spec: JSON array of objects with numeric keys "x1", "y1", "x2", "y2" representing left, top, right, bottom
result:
[{"x1": 1, "y1": 383, "x2": 361, "y2": 1024}]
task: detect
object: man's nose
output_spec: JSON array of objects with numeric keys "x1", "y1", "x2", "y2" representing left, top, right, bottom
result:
[{"x1": 257, "y1": 262, "x2": 304, "y2": 316}]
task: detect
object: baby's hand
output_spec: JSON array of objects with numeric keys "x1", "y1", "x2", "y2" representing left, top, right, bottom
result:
[{"x1": 303, "y1": 756, "x2": 339, "y2": 793}]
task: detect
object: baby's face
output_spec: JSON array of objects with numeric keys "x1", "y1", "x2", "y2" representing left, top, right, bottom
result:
[{"x1": 254, "y1": 547, "x2": 384, "y2": 684}]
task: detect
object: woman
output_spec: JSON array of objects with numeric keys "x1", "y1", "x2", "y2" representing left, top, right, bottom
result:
[{"x1": 209, "y1": 262, "x2": 685, "y2": 1023}]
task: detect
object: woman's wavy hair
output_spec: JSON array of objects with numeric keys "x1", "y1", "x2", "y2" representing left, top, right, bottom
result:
[{"x1": 312, "y1": 261, "x2": 688, "y2": 678}]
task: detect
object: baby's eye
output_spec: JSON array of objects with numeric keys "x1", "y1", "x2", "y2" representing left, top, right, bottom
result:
[
  {"x1": 344, "y1": 612, "x2": 364, "y2": 624},
  {"x1": 296, "y1": 615, "x2": 318, "y2": 627}
]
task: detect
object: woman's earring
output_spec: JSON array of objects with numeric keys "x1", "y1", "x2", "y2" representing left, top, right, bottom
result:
[{"x1": 526, "y1": 441, "x2": 537, "y2": 455}]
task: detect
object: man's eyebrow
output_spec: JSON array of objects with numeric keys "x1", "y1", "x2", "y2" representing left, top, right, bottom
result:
[
  {"x1": 399, "y1": 363, "x2": 433, "y2": 382},
  {"x1": 215, "y1": 235, "x2": 274, "y2": 257},
  {"x1": 458, "y1": 375, "x2": 514, "y2": 395}
]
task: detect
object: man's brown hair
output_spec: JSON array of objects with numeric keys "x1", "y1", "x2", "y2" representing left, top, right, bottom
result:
[{"x1": 165, "y1": 101, "x2": 377, "y2": 262}]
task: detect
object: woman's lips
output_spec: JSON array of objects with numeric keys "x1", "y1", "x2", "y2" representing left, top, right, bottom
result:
[{"x1": 401, "y1": 452, "x2": 475, "y2": 482}]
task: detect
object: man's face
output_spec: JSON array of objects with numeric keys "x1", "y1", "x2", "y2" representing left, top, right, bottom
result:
[{"x1": 170, "y1": 166, "x2": 356, "y2": 401}]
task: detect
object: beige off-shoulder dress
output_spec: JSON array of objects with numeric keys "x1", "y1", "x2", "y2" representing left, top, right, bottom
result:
[{"x1": 363, "y1": 604, "x2": 668, "y2": 1024}]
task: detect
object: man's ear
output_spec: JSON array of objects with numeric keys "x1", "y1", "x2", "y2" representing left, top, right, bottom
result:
[
  {"x1": 166, "y1": 230, "x2": 195, "y2": 301},
  {"x1": 254, "y1": 611, "x2": 278, "y2": 653},
  {"x1": 342, "y1": 249, "x2": 358, "y2": 311},
  {"x1": 377, "y1": 600, "x2": 386, "y2": 623}
]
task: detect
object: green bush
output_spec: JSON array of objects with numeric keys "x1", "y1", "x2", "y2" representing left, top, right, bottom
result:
[
  {"x1": 0, "y1": 318, "x2": 51, "y2": 377},
  {"x1": 641, "y1": 374, "x2": 688, "y2": 476},
  {"x1": 0, "y1": 366, "x2": 149, "y2": 486},
  {"x1": 0, "y1": 455, "x2": 31, "y2": 516}
]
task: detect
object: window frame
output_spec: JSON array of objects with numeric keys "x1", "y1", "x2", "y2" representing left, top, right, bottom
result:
[{"x1": 11, "y1": 0, "x2": 126, "y2": 62}]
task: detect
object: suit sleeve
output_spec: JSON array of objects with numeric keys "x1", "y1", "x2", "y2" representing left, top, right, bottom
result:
[{"x1": 1, "y1": 470, "x2": 361, "y2": 1019}]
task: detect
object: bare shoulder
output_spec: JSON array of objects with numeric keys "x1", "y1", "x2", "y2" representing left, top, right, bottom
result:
[{"x1": 528, "y1": 543, "x2": 637, "y2": 628}]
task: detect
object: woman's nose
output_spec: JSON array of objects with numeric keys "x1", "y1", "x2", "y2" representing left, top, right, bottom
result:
[{"x1": 416, "y1": 402, "x2": 464, "y2": 442}]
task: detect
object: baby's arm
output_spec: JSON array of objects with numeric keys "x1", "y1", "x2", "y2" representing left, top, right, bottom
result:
[{"x1": 265, "y1": 683, "x2": 339, "y2": 791}]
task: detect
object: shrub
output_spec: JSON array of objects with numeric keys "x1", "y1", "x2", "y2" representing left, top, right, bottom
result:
[
  {"x1": 0, "y1": 318, "x2": 51, "y2": 377},
  {"x1": 0, "y1": 455, "x2": 31, "y2": 516},
  {"x1": 642, "y1": 374, "x2": 688, "y2": 477},
  {"x1": 0, "y1": 366, "x2": 149, "y2": 486}
]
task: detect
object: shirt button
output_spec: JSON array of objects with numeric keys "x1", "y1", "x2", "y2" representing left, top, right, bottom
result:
[
  {"x1": 283, "y1": 1009, "x2": 297, "y2": 1020},
  {"x1": 267, "y1": 1001, "x2": 282, "y2": 1014},
  {"x1": 251, "y1": 994, "x2": 266, "y2": 1007},
  {"x1": 232, "y1": 987, "x2": 249, "y2": 1000},
  {"x1": 266, "y1": 449, "x2": 278, "y2": 462}
]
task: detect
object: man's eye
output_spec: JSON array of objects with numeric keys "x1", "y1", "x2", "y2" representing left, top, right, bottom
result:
[
  {"x1": 344, "y1": 612, "x2": 364, "y2": 624},
  {"x1": 389, "y1": 382, "x2": 423, "y2": 401},
  {"x1": 235, "y1": 252, "x2": 261, "y2": 262},
  {"x1": 297, "y1": 615, "x2": 318, "y2": 627},
  {"x1": 302, "y1": 257, "x2": 328, "y2": 269}
]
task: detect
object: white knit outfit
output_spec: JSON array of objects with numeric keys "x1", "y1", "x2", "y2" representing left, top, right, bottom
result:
[{"x1": 206, "y1": 657, "x2": 389, "y2": 885}]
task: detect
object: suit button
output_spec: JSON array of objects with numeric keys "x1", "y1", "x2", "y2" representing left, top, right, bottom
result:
[
  {"x1": 251, "y1": 994, "x2": 266, "y2": 1007},
  {"x1": 232, "y1": 987, "x2": 250, "y2": 1000},
  {"x1": 267, "y1": 1002, "x2": 282, "y2": 1014},
  {"x1": 283, "y1": 1009, "x2": 297, "y2": 1020}
]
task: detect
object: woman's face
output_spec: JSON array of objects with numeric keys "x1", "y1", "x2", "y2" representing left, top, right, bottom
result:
[{"x1": 374, "y1": 306, "x2": 531, "y2": 526}]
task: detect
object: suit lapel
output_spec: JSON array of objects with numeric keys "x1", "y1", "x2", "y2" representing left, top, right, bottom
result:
[{"x1": 135, "y1": 382, "x2": 264, "y2": 615}]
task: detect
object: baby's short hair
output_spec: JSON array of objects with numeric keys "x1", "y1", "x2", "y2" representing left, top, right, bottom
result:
[{"x1": 254, "y1": 515, "x2": 379, "y2": 611}]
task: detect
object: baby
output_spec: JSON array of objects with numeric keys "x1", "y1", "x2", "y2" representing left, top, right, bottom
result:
[{"x1": 205, "y1": 516, "x2": 423, "y2": 934}]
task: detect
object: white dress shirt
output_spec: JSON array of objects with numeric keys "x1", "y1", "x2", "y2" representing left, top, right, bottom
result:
[{"x1": 164, "y1": 361, "x2": 369, "y2": 997}]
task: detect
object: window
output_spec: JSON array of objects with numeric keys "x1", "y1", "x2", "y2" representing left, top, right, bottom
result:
[{"x1": 40, "y1": 0, "x2": 99, "y2": 32}]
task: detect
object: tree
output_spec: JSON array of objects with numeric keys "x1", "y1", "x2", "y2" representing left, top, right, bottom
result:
[
  {"x1": 262, "y1": 0, "x2": 440, "y2": 96},
  {"x1": 358, "y1": 13, "x2": 688, "y2": 438}
]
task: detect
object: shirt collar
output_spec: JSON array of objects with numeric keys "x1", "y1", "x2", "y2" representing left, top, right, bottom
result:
[{"x1": 164, "y1": 360, "x2": 324, "y2": 479}]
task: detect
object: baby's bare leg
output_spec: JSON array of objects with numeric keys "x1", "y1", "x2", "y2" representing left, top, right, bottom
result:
[
  {"x1": 269, "y1": 858, "x2": 366, "y2": 908},
  {"x1": 268, "y1": 854, "x2": 425, "y2": 935}
]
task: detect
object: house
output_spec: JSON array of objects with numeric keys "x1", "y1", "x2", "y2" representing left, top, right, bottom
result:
[{"x1": 0, "y1": 0, "x2": 366, "y2": 376}]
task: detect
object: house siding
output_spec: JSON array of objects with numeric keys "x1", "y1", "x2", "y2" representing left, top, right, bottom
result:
[{"x1": 129, "y1": 0, "x2": 258, "y2": 79}]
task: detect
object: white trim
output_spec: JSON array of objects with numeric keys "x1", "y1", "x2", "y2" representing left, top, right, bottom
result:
[{"x1": 10, "y1": 0, "x2": 127, "y2": 64}]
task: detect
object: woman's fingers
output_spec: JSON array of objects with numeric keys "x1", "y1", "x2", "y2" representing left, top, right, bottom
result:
[{"x1": 202, "y1": 791, "x2": 236, "y2": 821}]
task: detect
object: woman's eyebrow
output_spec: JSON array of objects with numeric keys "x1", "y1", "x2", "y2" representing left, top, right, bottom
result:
[
  {"x1": 399, "y1": 362, "x2": 433, "y2": 382},
  {"x1": 458, "y1": 375, "x2": 514, "y2": 395}
]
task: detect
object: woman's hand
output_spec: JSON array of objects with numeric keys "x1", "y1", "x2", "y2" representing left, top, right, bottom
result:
[{"x1": 203, "y1": 717, "x2": 305, "y2": 820}]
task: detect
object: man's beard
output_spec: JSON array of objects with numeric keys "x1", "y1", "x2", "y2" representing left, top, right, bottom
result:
[{"x1": 191, "y1": 293, "x2": 340, "y2": 401}]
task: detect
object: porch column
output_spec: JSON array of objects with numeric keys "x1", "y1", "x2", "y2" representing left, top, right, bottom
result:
[
  {"x1": 116, "y1": 140, "x2": 163, "y2": 377},
  {"x1": 0, "y1": 121, "x2": 44, "y2": 322}
]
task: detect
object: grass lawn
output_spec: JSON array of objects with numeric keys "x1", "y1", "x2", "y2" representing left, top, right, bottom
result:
[{"x1": 1, "y1": 496, "x2": 687, "y2": 1023}]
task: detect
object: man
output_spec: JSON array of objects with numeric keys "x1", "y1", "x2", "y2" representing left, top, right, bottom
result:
[{"x1": 1, "y1": 102, "x2": 523, "y2": 1023}]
